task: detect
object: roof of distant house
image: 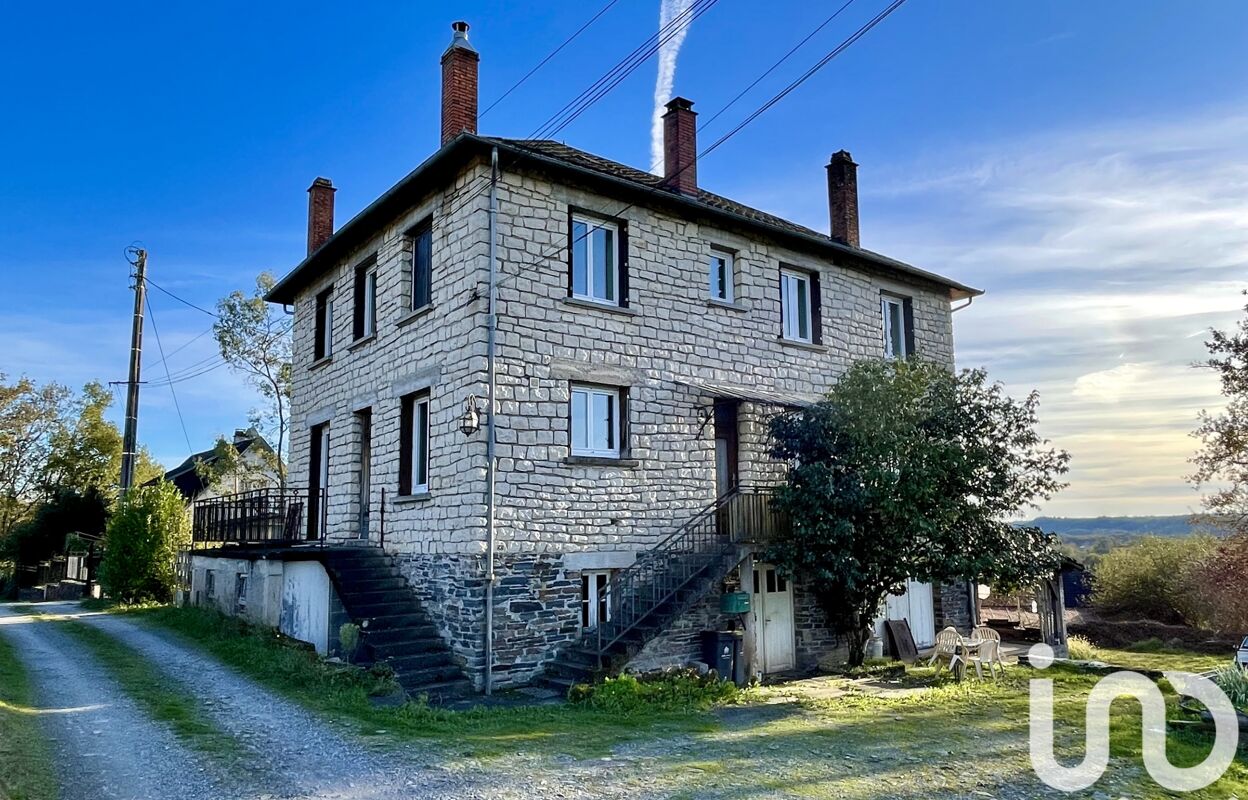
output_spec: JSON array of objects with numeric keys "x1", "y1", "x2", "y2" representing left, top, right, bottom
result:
[
  {"x1": 266, "y1": 134, "x2": 982, "y2": 305},
  {"x1": 150, "y1": 428, "x2": 273, "y2": 501}
]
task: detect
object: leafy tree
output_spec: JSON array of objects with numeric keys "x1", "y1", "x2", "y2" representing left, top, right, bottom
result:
[
  {"x1": 193, "y1": 432, "x2": 278, "y2": 494},
  {"x1": 1193, "y1": 294, "x2": 1248, "y2": 533},
  {"x1": 0, "y1": 375, "x2": 69, "y2": 542},
  {"x1": 767, "y1": 359, "x2": 1069, "y2": 666},
  {"x1": 41, "y1": 381, "x2": 163, "y2": 493},
  {"x1": 99, "y1": 481, "x2": 189, "y2": 603},
  {"x1": 1091, "y1": 534, "x2": 1216, "y2": 626},
  {"x1": 214, "y1": 273, "x2": 292, "y2": 488},
  {"x1": 1193, "y1": 533, "x2": 1248, "y2": 632},
  {"x1": 0, "y1": 488, "x2": 109, "y2": 587}
]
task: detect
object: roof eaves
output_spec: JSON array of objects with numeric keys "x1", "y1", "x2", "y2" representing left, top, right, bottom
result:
[
  {"x1": 265, "y1": 135, "x2": 489, "y2": 305},
  {"x1": 486, "y1": 138, "x2": 982, "y2": 301}
]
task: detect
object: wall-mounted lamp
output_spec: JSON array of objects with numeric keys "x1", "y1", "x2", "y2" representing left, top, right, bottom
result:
[{"x1": 459, "y1": 394, "x2": 483, "y2": 436}]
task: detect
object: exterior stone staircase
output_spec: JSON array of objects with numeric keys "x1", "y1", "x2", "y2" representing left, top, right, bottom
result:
[
  {"x1": 540, "y1": 488, "x2": 782, "y2": 690},
  {"x1": 319, "y1": 548, "x2": 472, "y2": 701}
]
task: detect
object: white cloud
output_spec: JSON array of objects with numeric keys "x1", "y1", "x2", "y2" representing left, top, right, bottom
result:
[
  {"x1": 1071, "y1": 363, "x2": 1150, "y2": 404},
  {"x1": 786, "y1": 106, "x2": 1248, "y2": 517}
]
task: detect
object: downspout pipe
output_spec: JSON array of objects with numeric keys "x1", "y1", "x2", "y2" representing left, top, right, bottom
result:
[{"x1": 484, "y1": 148, "x2": 499, "y2": 695}]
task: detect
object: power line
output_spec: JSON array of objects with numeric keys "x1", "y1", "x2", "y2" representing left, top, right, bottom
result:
[
  {"x1": 144, "y1": 323, "x2": 216, "y2": 371},
  {"x1": 700, "y1": 0, "x2": 909, "y2": 160},
  {"x1": 144, "y1": 294, "x2": 195, "y2": 455},
  {"x1": 696, "y1": 0, "x2": 859, "y2": 133},
  {"x1": 146, "y1": 278, "x2": 220, "y2": 319},
  {"x1": 493, "y1": 0, "x2": 911, "y2": 292},
  {"x1": 440, "y1": 0, "x2": 721, "y2": 226},
  {"x1": 479, "y1": 0, "x2": 624, "y2": 120}
]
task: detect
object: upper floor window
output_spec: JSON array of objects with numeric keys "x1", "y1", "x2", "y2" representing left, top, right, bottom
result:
[
  {"x1": 314, "y1": 286, "x2": 334, "y2": 360},
  {"x1": 408, "y1": 221, "x2": 433, "y2": 311},
  {"x1": 570, "y1": 215, "x2": 622, "y2": 306},
  {"x1": 708, "y1": 248, "x2": 734, "y2": 302},
  {"x1": 882, "y1": 295, "x2": 913, "y2": 359},
  {"x1": 399, "y1": 391, "x2": 430, "y2": 495},
  {"x1": 780, "y1": 268, "x2": 820, "y2": 344},
  {"x1": 353, "y1": 258, "x2": 378, "y2": 340},
  {"x1": 570, "y1": 383, "x2": 624, "y2": 458}
]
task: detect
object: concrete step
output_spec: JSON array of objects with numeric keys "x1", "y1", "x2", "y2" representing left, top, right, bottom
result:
[
  {"x1": 394, "y1": 663, "x2": 466, "y2": 687},
  {"x1": 384, "y1": 651, "x2": 454, "y2": 672},
  {"x1": 366, "y1": 624, "x2": 441, "y2": 646},
  {"x1": 362, "y1": 611, "x2": 432, "y2": 630}
]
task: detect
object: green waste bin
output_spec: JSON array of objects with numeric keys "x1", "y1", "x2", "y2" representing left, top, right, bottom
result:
[{"x1": 720, "y1": 591, "x2": 750, "y2": 614}]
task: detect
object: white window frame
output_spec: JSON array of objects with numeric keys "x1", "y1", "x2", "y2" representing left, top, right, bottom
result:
[
  {"x1": 570, "y1": 384, "x2": 622, "y2": 458},
  {"x1": 882, "y1": 296, "x2": 907, "y2": 358},
  {"x1": 409, "y1": 394, "x2": 430, "y2": 494},
  {"x1": 708, "y1": 248, "x2": 734, "y2": 302},
  {"x1": 362, "y1": 269, "x2": 378, "y2": 338},
  {"x1": 571, "y1": 215, "x2": 620, "y2": 306},
  {"x1": 780, "y1": 268, "x2": 812, "y2": 343},
  {"x1": 581, "y1": 570, "x2": 613, "y2": 629}
]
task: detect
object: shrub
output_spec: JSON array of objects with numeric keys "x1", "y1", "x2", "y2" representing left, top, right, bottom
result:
[
  {"x1": 1212, "y1": 663, "x2": 1248, "y2": 712},
  {"x1": 1067, "y1": 634, "x2": 1100, "y2": 661},
  {"x1": 1191, "y1": 533, "x2": 1248, "y2": 633},
  {"x1": 339, "y1": 623, "x2": 361, "y2": 663},
  {"x1": 100, "y1": 482, "x2": 189, "y2": 603},
  {"x1": 1091, "y1": 535, "x2": 1216, "y2": 626},
  {"x1": 568, "y1": 669, "x2": 739, "y2": 713}
]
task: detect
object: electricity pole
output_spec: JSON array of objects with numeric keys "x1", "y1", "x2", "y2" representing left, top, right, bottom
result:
[{"x1": 119, "y1": 247, "x2": 147, "y2": 492}]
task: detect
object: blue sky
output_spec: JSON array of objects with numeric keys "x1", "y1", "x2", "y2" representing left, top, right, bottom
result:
[{"x1": 3, "y1": 0, "x2": 1246, "y2": 516}]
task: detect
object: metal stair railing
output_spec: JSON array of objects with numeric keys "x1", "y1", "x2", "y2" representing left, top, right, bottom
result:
[{"x1": 593, "y1": 487, "x2": 785, "y2": 661}]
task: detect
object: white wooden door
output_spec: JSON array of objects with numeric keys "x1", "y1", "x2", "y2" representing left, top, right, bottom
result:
[
  {"x1": 752, "y1": 564, "x2": 795, "y2": 673},
  {"x1": 883, "y1": 579, "x2": 936, "y2": 648}
]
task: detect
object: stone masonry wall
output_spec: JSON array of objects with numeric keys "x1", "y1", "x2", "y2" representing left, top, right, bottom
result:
[{"x1": 285, "y1": 156, "x2": 961, "y2": 683}]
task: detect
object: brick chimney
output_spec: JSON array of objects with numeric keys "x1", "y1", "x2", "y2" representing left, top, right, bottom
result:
[
  {"x1": 827, "y1": 150, "x2": 859, "y2": 247},
  {"x1": 662, "y1": 97, "x2": 698, "y2": 195},
  {"x1": 306, "y1": 177, "x2": 336, "y2": 256},
  {"x1": 441, "y1": 21, "x2": 479, "y2": 146}
]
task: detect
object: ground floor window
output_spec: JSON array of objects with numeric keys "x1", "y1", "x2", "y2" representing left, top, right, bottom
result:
[{"x1": 581, "y1": 570, "x2": 613, "y2": 628}]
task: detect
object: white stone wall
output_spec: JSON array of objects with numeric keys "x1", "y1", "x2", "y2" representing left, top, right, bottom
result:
[
  {"x1": 289, "y1": 160, "x2": 493, "y2": 553},
  {"x1": 287, "y1": 162, "x2": 957, "y2": 559}
]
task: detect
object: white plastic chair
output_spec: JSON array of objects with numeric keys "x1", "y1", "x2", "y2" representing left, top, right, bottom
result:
[
  {"x1": 972, "y1": 626, "x2": 1006, "y2": 676},
  {"x1": 969, "y1": 639, "x2": 1004, "y2": 680},
  {"x1": 928, "y1": 626, "x2": 964, "y2": 673}
]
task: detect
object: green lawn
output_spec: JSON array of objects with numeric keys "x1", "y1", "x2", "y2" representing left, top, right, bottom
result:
[
  {"x1": 117, "y1": 604, "x2": 1248, "y2": 797},
  {"x1": 0, "y1": 626, "x2": 58, "y2": 800}
]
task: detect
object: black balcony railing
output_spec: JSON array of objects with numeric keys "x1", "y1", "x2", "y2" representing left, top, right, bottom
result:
[
  {"x1": 191, "y1": 488, "x2": 325, "y2": 547},
  {"x1": 594, "y1": 487, "x2": 786, "y2": 660}
]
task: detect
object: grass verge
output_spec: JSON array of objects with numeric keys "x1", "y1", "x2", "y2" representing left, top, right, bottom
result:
[
  {"x1": 116, "y1": 604, "x2": 725, "y2": 759},
  {"x1": 0, "y1": 630, "x2": 58, "y2": 800},
  {"x1": 49, "y1": 616, "x2": 247, "y2": 765}
]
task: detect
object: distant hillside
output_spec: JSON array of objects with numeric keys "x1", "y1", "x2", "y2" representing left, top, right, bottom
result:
[{"x1": 1022, "y1": 515, "x2": 1228, "y2": 543}]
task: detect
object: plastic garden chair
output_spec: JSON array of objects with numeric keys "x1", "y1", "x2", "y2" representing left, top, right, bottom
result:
[
  {"x1": 972, "y1": 626, "x2": 1006, "y2": 675},
  {"x1": 928, "y1": 626, "x2": 964, "y2": 674},
  {"x1": 969, "y1": 639, "x2": 1004, "y2": 680}
]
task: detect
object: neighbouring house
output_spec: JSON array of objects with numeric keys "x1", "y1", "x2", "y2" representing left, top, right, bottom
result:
[
  {"x1": 185, "y1": 21, "x2": 983, "y2": 697},
  {"x1": 156, "y1": 428, "x2": 281, "y2": 503}
]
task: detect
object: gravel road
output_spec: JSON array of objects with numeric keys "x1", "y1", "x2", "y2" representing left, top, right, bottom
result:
[
  {"x1": 0, "y1": 603, "x2": 666, "y2": 800},
  {"x1": 0, "y1": 605, "x2": 232, "y2": 800}
]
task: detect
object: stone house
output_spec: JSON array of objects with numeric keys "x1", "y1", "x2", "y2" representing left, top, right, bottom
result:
[
  {"x1": 155, "y1": 428, "x2": 280, "y2": 504},
  {"x1": 187, "y1": 21, "x2": 982, "y2": 696}
]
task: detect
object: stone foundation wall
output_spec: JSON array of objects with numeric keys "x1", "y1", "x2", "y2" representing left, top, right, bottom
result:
[
  {"x1": 397, "y1": 551, "x2": 586, "y2": 690},
  {"x1": 793, "y1": 577, "x2": 847, "y2": 670}
]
